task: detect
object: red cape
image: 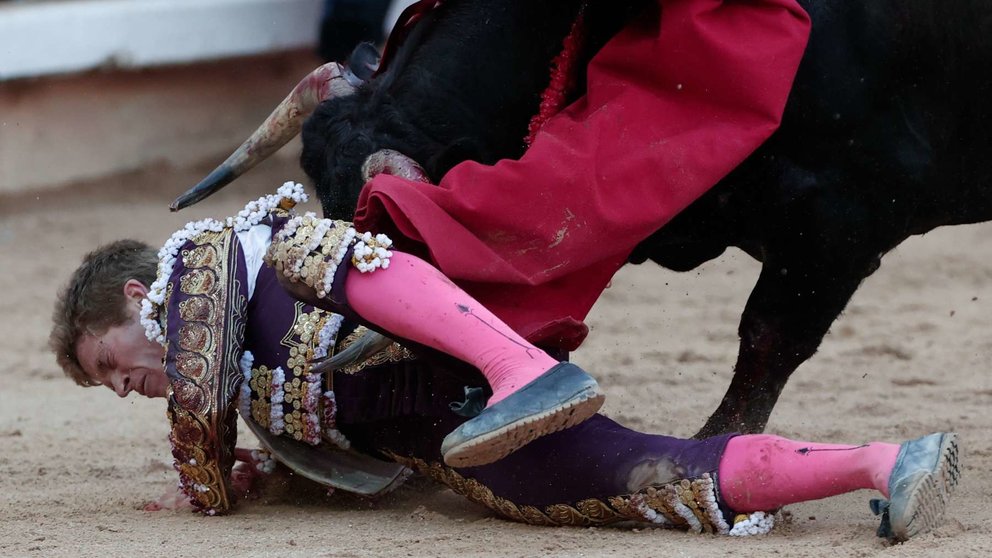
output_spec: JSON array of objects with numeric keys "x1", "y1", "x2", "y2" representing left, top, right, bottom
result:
[{"x1": 355, "y1": 0, "x2": 810, "y2": 350}]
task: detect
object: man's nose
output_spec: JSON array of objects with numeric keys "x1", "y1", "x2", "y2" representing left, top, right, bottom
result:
[{"x1": 110, "y1": 370, "x2": 131, "y2": 397}]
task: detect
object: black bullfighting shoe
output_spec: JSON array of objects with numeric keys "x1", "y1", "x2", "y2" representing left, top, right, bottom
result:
[
  {"x1": 870, "y1": 432, "x2": 961, "y2": 542},
  {"x1": 440, "y1": 362, "x2": 604, "y2": 468}
]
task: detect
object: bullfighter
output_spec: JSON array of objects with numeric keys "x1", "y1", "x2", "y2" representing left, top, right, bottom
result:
[{"x1": 50, "y1": 186, "x2": 959, "y2": 541}]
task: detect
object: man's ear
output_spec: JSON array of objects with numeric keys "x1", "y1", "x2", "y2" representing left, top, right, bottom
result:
[{"x1": 123, "y1": 279, "x2": 149, "y2": 301}]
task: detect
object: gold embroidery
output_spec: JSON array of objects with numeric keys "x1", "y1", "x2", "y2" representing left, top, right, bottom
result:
[
  {"x1": 170, "y1": 406, "x2": 207, "y2": 447},
  {"x1": 545, "y1": 504, "x2": 591, "y2": 526},
  {"x1": 386, "y1": 454, "x2": 548, "y2": 525},
  {"x1": 169, "y1": 406, "x2": 229, "y2": 512},
  {"x1": 693, "y1": 481, "x2": 724, "y2": 533},
  {"x1": 249, "y1": 400, "x2": 271, "y2": 429},
  {"x1": 182, "y1": 244, "x2": 218, "y2": 269},
  {"x1": 676, "y1": 479, "x2": 710, "y2": 532},
  {"x1": 382, "y1": 452, "x2": 728, "y2": 531},
  {"x1": 280, "y1": 304, "x2": 329, "y2": 377},
  {"x1": 175, "y1": 352, "x2": 209, "y2": 382},
  {"x1": 606, "y1": 495, "x2": 650, "y2": 522},
  {"x1": 295, "y1": 308, "x2": 329, "y2": 349},
  {"x1": 280, "y1": 310, "x2": 330, "y2": 444},
  {"x1": 179, "y1": 297, "x2": 214, "y2": 322},
  {"x1": 338, "y1": 326, "x2": 417, "y2": 374},
  {"x1": 519, "y1": 506, "x2": 558, "y2": 526},
  {"x1": 284, "y1": 409, "x2": 305, "y2": 438},
  {"x1": 299, "y1": 254, "x2": 320, "y2": 281},
  {"x1": 248, "y1": 366, "x2": 274, "y2": 429},
  {"x1": 166, "y1": 228, "x2": 244, "y2": 514},
  {"x1": 179, "y1": 268, "x2": 217, "y2": 296},
  {"x1": 171, "y1": 377, "x2": 207, "y2": 413},
  {"x1": 285, "y1": 347, "x2": 307, "y2": 375},
  {"x1": 250, "y1": 366, "x2": 274, "y2": 398},
  {"x1": 643, "y1": 486, "x2": 681, "y2": 526},
  {"x1": 178, "y1": 322, "x2": 211, "y2": 353},
  {"x1": 264, "y1": 215, "x2": 356, "y2": 297},
  {"x1": 159, "y1": 282, "x2": 173, "y2": 336},
  {"x1": 283, "y1": 376, "x2": 305, "y2": 409},
  {"x1": 247, "y1": 306, "x2": 335, "y2": 445},
  {"x1": 576, "y1": 498, "x2": 622, "y2": 522}
]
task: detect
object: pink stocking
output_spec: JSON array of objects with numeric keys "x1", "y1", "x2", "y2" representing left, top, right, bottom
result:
[
  {"x1": 344, "y1": 252, "x2": 559, "y2": 406},
  {"x1": 718, "y1": 434, "x2": 901, "y2": 512}
]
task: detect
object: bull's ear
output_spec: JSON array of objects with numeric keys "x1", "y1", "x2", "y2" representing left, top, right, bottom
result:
[{"x1": 348, "y1": 42, "x2": 381, "y2": 82}]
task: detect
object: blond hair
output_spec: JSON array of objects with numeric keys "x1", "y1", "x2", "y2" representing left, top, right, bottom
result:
[{"x1": 49, "y1": 239, "x2": 158, "y2": 386}]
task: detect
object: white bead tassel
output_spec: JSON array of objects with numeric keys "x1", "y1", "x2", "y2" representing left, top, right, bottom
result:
[
  {"x1": 312, "y1": 314, "x2": 344, "y2": 360},
  {"x1": 665, "y1": 486, "x2": 703, "y2": 534},
  {"x1": 269, "y1": 367, "x2": 286, "y2": 435},
  {"x1": 237, "y1": 351, "x2": 255, "y2": 420},
  {"x1": 698, "y1": 473, "x2": 731, "y2": 534},
  {"x1": 250, "y1": 449, "x2": 277, "y2": 474},
  {"x1": 351, "y1": 231, "x2": 393, "y2": 273},
  {"x1": 728, "y1": 511, "x2": 775, "y2": 536},
  {"x1": 321, "y1": 390, "x2": 350, "y2": 449},
  {"x1": 142, "y1": 182, "x2": 310, "y2": 344},
  {"x1": 301, "y1": 372, "x2": 322, "y2": 445},
  {"x1": 629, "y1": 493, "x2": 672, "y2": 526}
]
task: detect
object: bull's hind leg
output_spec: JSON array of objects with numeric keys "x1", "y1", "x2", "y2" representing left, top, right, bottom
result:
[{"x1": 694, "y1": 249, "x2": 882, "y2": 438}]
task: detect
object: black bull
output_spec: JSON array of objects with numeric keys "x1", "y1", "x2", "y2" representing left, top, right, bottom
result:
[{"x1": 178, "y1": 0, "x2": 992, "y2": 438}]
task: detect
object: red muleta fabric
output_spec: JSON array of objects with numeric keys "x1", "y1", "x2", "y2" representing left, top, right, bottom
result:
[{"x1": 354, "y1": 0, "x2": 811, "y2": 351}]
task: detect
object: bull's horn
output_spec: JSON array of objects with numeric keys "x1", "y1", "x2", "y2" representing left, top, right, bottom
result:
[
  {"x1": 310, "y1": 331, "x2": 394, "y2": 375},
  {"x1": 170, "y1": 62, "x2": 356, "y2": 211},
  {"x1": 361, "y1": 149, "x2": 431, "y2": 183}
]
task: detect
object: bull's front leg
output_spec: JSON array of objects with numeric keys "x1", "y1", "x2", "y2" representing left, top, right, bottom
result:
[{"x1": 694, "y1": 250, "x2": 880, "y2": 439}]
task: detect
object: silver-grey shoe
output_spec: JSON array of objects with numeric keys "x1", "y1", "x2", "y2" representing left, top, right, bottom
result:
[
  {"x1": 440, "y1": 362, "x2": 604, "y2": 468},
  {"x1": 870, "y1": 432, "x2": 961, "y2": 542}
]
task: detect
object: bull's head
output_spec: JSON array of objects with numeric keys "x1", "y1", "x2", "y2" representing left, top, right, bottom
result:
[
  {"x1": 297, "y1": 85, "x2": 433, "y2": 219},
  {"x1": 171, "y1": 46, "x2": 429, "y2": 219}
]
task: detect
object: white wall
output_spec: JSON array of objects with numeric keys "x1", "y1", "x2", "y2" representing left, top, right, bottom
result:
[
  {"x1": 0, "y1": 50, "x2": 325, "y2": 194},
  {"x1": 0, "y1": 0, "x2": 323, "y2": 81}
]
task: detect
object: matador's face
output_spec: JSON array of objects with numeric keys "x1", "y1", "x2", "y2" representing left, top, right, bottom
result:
[{"x1": 75, "y1": 282, "x2": 169, "y2": 399}]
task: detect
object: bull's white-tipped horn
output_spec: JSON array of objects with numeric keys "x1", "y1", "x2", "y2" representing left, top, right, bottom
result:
[
  {"x1": 171, "y1": 62, "x2": 356, "y2": 211},
  {"x1": 361, "y1": 149, "x2": 431, "y2": 183}
]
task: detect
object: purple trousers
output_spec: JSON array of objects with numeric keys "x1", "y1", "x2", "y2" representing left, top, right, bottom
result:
[
  {"x1": 245, "y1": 248, "x2": 734, "y2": 512},
  {"x1": 332, "y1": 353, "x2": 734, "y2": 508}
]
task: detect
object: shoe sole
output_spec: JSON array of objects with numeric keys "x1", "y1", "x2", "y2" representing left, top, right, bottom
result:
[
  {"x1": 891, "y1": 433, "x2": 961, "y2": 541},
  {"x1": 442, "y1": 387, "x2": 605, "y2": 468}
]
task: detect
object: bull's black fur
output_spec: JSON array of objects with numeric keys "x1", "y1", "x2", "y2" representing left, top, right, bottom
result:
[
  {"x1": 302, "y1": 0, "x2": 640, "y2": 218},
  {"x1": 301, "y1": 0, "x2": 992, "y2": 437},
  {"x1": 638, "y1": 0, "x2": 992, "y2": 436},
  {"x1": 302, "y1": 1, "x2": 584, "y2": 217}
]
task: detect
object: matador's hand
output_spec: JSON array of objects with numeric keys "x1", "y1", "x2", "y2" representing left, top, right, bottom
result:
[
  {"x1": 143, "y1": 448, "x2": 278, "y2": 511},
  {"x1": 142, "y1": 485, "x2": 194, "y2": 512},
  {"x1": 231, "y1": 447, "x2": 278, "y2": 500}
]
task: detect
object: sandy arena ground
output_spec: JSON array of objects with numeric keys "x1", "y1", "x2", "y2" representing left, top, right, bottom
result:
[{"x1": 1, "y1": 155, "x2": 990, "y2": 557}]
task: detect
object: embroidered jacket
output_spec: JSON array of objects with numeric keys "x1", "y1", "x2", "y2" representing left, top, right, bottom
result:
[{"x1": 142, "y1": 184, "x2": 402, "y2": 514}]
